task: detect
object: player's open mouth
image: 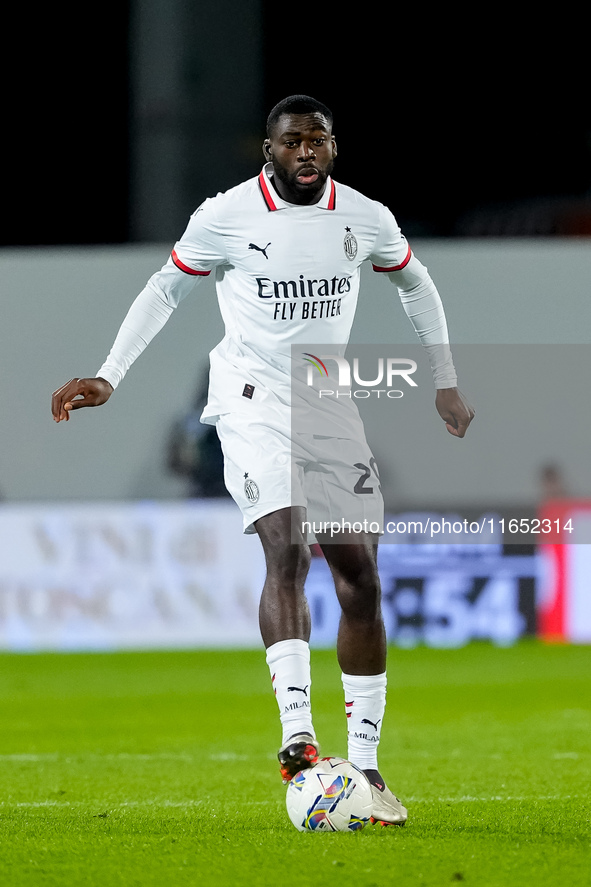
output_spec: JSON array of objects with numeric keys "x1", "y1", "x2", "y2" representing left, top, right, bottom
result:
[{"x1": 296, "y1": 170, "x2": 319, "y2": 185}]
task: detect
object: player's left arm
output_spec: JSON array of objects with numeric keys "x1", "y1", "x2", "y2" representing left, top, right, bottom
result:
[
  {"x1": 370, "y1": 205, "x2": 474, "y2": 438},
  {"x1": 388, "y1": 254, "x2": 474, "y2": 438},
  {"x1": 388, "y1": 258, "x2": 474, "y2": 438},
  {"x1": 434, "y1": 387, "x2": 474, "y2": 439}
]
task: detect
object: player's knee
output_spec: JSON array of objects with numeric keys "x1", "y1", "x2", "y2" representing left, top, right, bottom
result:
[
  {"x1": 335, "y1": 563, "x2": 381, "y2": 619},
  {"x1": 265, "y1": 542, "x2": 311, "y2": 590}
]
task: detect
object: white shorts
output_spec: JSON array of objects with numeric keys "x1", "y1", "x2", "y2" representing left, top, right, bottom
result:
[{"x1": 215, "y1": 413, "x2": 384, "y2": 540}]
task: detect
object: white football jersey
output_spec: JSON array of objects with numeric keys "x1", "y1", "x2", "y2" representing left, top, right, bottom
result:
[
  {"x1": 97, "y1": 164, "x2": 455, "y2": 431},
  {"x1": 170, "y1": 164, "x2": 412, "y2": 423}
]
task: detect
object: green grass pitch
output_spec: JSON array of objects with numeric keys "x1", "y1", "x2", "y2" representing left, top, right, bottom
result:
[{"x1": 0, "y1": 642, "x2": 589, "y2": 886}]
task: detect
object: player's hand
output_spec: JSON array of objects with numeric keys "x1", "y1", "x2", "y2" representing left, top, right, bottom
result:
[
  {"x1": 51, "y1": 377, "x2": 114, "y2": 422},
  {"x1": 435, "y1": 387, "x2": 474, "y2": 438}
]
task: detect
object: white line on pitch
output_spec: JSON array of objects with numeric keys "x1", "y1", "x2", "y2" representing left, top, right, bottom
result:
[
  {"x1": 0, "y1": 753, "x2": 192, "y2": 762},
  {"x1": 0, "y1": 795, "x2": 581, "y2": 809},
  {"x1": 0, "y1": 752, "x2": 275, "y2": 762}
]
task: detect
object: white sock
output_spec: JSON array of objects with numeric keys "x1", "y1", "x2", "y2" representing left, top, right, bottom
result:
[
  {"x1": 266, "y1": 639, "x2": 315, "y2": 746},
  {"x1": 342, "y1": 672, "x2": 387, "y2": 771}
]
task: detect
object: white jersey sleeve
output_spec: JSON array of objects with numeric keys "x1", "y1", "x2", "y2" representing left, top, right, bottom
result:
[
  {"x1": 96, "y1": 201, "x2": 227, "y2": 389},
  {"x1": 370, "y1": 204, "x2": 457, "y2": 389},
  {"x1": 170, "y1": 197, "x2": 228, "y2": 275}
]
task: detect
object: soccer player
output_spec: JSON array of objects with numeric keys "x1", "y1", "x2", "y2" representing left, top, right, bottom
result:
[{"x1": 51, "y1": 95, "x2": 474, "y2": 826}]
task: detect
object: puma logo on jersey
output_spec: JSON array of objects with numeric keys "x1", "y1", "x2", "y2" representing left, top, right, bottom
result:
[
  {"x1": 287, "y1": 685, "x2": 309, "y2": 696},
  {"x1": 248, "y1": 242, "x2": 271, "y2": 259},
  {"x1": 361, "y1": 718, "x2": 381, "y2": 731}
]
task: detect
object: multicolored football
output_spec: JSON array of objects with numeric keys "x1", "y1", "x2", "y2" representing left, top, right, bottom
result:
[{"x1": 285, "y1": 756, "x2": 373, "y2": 832}]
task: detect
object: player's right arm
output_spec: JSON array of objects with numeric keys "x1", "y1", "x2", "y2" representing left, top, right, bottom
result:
[
  {"x1": 52, "y1": 376, "x2": 114, "y2": 422},
  {"x1": 51, "y1": 200, "x2": 226, "y2": 423}
]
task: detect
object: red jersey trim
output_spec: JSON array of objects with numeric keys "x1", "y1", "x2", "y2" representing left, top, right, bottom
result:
[
  {"x1": 258, "y1": 170, "x2": 336, "y2": 211},
  {"x1": 327, "y1": 179, "x2": 336, "y2": 210},
  {"x1": 171, "y1": 249, "x2": 211, "y2": 276},
  {"x1": 258, "y1": 171, "x2": 277, "y2": 211},
  {"x1": 372, "y1": 245, "x2": 412, "y2": 273}
]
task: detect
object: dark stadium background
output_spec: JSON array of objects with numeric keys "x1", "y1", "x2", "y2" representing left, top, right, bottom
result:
[{"x1": 4, "y1": 3, "x2": 589, "y2": 246}]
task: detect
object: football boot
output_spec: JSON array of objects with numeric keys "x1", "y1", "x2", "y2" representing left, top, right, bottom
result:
[
  {"x1": 369, "y1": 782, "x2": 408, "y2": 826},
  {"x1": 277, "y1": 733, "x2": 320, "y2": 784}
]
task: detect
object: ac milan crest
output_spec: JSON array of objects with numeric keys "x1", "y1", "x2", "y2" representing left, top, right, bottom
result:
[
  {"x1": 343, "y1": 227, "x2": 358, "y2": 260},
  {"x1": 244, "y1": 473, "x2": 260, "y2": 503}
]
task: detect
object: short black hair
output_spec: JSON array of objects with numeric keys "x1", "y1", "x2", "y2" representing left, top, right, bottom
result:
[{"x1": 266, "y1": 95, "x2": 334, "y2": 138}]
